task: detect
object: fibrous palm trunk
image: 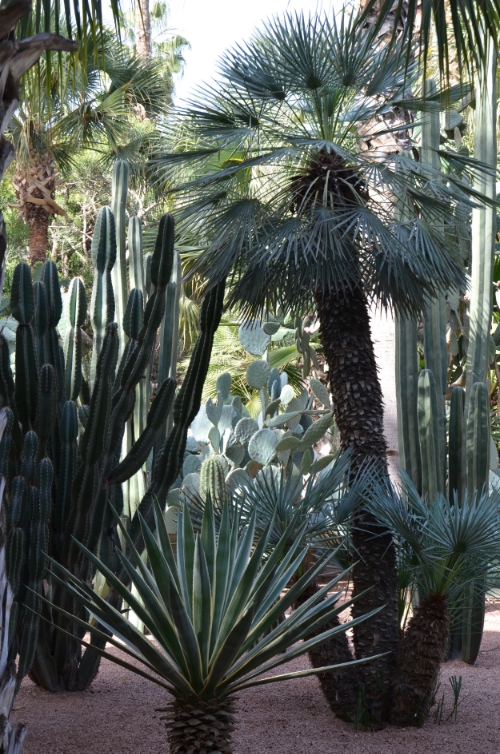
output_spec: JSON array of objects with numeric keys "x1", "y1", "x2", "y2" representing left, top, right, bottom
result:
[
  {"x1": 314, "y1": 283, "x2": 398, "y2": 725},
  {"x1": 391, "y1": 594, "x2": 449, "y2": 726},
  {"x1": 161, "y1": 698, "x2": 235, "y2": 754},
  {"x1": 12, "y1": 157, "x2": 65, "y2": 266},
  {"x1": 135, "y1": 0, "x2": 152, "y2": 59}
]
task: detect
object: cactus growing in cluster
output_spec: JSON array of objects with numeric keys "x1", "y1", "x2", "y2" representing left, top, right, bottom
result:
[
  {"x1": 0, "y1": 211, "x2": 180, "y2": 691},
  {"x1": 396, "y1": 76, "x2": 497, "y2": 669}
]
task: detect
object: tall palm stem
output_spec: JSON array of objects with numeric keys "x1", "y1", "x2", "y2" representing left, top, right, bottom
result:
[{"x1": 315, "y1": 282, "x2": 398, "y2": 724}]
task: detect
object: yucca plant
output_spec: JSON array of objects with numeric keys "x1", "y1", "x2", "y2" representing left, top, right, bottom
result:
[
  {"x1": 43, "y1": 497, "x2": 380, "y2": 753},
  {"x1": 366, "y1": 472, "x2": 500, "y2": 726}
]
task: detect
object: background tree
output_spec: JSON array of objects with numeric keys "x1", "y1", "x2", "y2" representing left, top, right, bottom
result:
[
  {"x1": 8, "y1": 26, "x2": 168, "y2": 265},
  {"x1": 156, "y1": 11, "x2": 471, "y2": 724}
]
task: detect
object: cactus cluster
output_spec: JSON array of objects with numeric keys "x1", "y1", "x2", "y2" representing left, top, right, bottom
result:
[
  {"x1": 168, "y1": 358, "x2": 336, "y2": 517},
  {"x1": 0, "y1": 212, "x2": 177, "y2": 690},
  {"x1": 0, "y1": 160, "x2": 223, "y2": 692},
  {"x1": 395, "y1": 77, "x2": 497, "y2": 666}
]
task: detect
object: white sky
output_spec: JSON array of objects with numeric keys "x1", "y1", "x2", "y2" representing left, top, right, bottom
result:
[{"x1": 166, "y1": 0, "x2": 333, "y2": 104}]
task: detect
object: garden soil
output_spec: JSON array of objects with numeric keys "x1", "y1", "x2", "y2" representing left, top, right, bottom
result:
[{"x1": 12, "y1": 603, "x2": 500, "y2": 754}]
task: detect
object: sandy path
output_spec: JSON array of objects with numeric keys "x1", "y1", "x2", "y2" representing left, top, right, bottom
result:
[{"x1": 11, "y1": 606, "x2": 500, "y2": 754}]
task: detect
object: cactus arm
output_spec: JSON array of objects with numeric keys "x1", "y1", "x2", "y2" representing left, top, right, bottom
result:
[
  {"x1": 128, "y1": 216, "x2": 144, "y2": 292},
  {"x1": 63, "y1": 278, "x2": 86, "y2": 402},
  {"x1": 155, "y1": 251, "x2": 181, "y2": 456},
  {"x1": 395, "y1": 315, "x2": 422, "y2": 493},
  {"x1": 111, "y1": 160, "x2": 129, "y2": 360},
  {"x1": 41, "y1": 261, "x2": 65, "y2": 404},
  {"x1": 90, "y1": 207, "x2": 117, "y2": 385},
  {"x1": 33, "y1": 280, "x2": 48, "y2": 368},
  {"x1": 35, "y1": 364, "x2": 57, "y2": 459},
  {"x1": 420, "y1": 79, "x2": 447, "y2": 491},
  {"x1": 108, "y1": 377, "x2": 176, "y2": 485},
  {"x1": 126, "y1": 278, "x2": 226, "y2": 556},
  {"x1": 53, "y1": 401, "x2": 78, "y2": 560},
  {"x1": 448, "y1": 386, "x2": 466, "y2": 505},
  {"x1": 466, "y1": 382, "x2": 490, "y2": 498},
  {"x1": 466, "y1": 39, "x2": 497, "y2": 391},
  {"x1": 417, "y1": 369, "x2": 444, "y2": 501},
  {"x1": 11, "y1": 264, "x2": 38, "y2": 432}
]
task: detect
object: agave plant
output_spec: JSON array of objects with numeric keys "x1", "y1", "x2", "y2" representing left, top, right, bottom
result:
[
  {"x1": 366, "y1": 472, "x2": 500, "y2": 726},
  {"x1": 44, "y1": 497, "x2": 380, "y2": 753}
]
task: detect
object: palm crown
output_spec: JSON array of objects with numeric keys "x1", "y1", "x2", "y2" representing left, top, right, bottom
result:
[{"x1": 157, "y1": 11, "x2": 470, "y2": 317}]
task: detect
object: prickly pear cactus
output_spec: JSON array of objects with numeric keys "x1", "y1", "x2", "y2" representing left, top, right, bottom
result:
[{"x1": 170, "y1": 356, "x2": 336, "y2": 514}]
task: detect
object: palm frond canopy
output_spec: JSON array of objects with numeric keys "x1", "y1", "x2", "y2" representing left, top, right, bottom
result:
[
  {"x1": 361, "y1": 0, "x2": 500, "y2": 76},
  {"x1": 154, "y1": 11, "x2": 472, "y2": 317},
  {"x1": 365, "y1": 471, "x2": 500, "y2": 602}
]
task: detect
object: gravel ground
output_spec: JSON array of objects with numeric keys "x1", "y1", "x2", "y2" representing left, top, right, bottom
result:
[{"x1": 12, "y1": 604, "x2": 500, "y2": 754}]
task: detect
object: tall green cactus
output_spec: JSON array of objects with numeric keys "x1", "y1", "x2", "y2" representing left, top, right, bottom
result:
[
  {"x1": 420, "y1": 79, "x2": 447, "y2": 492},
  {"x1": 1, "y1": 214, "x2": 178, "y2": 692},
  {"x1": 124, "y1": 277, "x2": 226, "y2": 560},
  {"x1": 396, "y1": 73, "x2": 497, "y2": 666},
  {"x1": 111, "y1": 160, "x2": 129, "y2": 360}
]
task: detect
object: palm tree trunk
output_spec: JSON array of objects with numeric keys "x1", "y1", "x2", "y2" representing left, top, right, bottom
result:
[
  {"x1": 391, "y1": 594, "x2": 449, "y2": 726},
  {"x1": 13, "y1": 156, "x2": 65, "y2": 266},
  {"x1": 315, "y1": 283, "x2": 398, "y2": 725},
  {"x1": 162, "y1": 698, "x2": 235, "y2": 753},
  {"x1": 135, "y1": 0, "x2": 152, "y2": 59},
  {"x1": 26, "y1": 205, "x2": 50, "y2": 265}
]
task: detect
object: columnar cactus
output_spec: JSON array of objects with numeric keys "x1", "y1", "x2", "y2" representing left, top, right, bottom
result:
[
  {"x1": 396, "y1": 75, "x2": 497, "y2": 666},
  {"x1": 0, "y1": 213, "x2": 179, "y2": 692}
]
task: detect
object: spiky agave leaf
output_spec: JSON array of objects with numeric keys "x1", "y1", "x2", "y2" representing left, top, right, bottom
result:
[{"x1": 41, "y1": 496, "x2": 383, "y2": 752}]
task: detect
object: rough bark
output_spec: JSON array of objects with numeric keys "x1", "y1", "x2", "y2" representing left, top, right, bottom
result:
[
  {"x1": 135, "y1": 0, "x2": 152, "y2": 60},
  {"x1": 391, "y1": 594, "x2": 449, "y2": 727},
  {"x1": 162, "y1": 698, "x2": 235, "y2": 753},
  {"x1": 315, "y1": 283, "x2": 399, "y2": 725},
  {"x1": 0, "y1": 1, "x2": 78, "y2": 185},
  {"x1": 308, "y1": 614, "x2": 360, "y2": 722},
  {"x1": 12, "y1": 158, "x2": 64, "y2": 266}
]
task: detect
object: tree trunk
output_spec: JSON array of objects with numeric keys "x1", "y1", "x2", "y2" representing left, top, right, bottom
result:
[
  {"x1": 315, "y1": 283, "x2": 398, "y2": 725},
  {"x1": 0, "y1": 1, "x2": 78, "y2": 186},
  {"x1": 391, "y1": 594, "x2": 449, "y2": 726},
  {"x1": 26, "y1": 205, "x2": 50, "y2": 265},
  {"x1": 135, "y1": 0, "x2": 152, "y2": 59},
  {"x1": 13, "y1": 156, "x2": 65, "y2": 266},
  {"x1": 162, "y1": 698, "x2": 235, "y2": 753}
]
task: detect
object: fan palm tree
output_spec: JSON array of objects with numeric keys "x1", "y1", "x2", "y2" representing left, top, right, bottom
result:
[
  {"x1": 366, "y1": 472, "x2": 500, "y2": 726},
  {"x1": 153, "y1": 10, "x2": 477, "y2": 723},
  {"x1": 9, "y1": 26, "x2": 170, "y2": 265}
]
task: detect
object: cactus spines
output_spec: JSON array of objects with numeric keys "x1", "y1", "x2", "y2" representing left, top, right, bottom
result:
[{"x1": 200, "y1": 457, "x2": 226, "y2": 505}]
